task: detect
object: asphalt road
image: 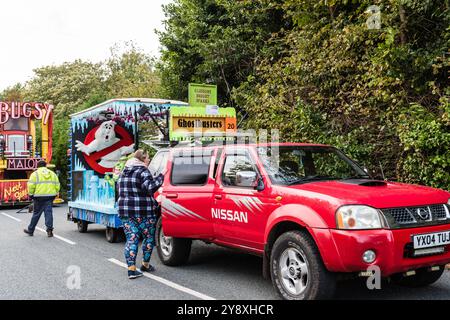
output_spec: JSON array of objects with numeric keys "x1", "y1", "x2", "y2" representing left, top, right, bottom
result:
[{"x1": 0, "y1": 204, "x2": 449, "y2": 300}]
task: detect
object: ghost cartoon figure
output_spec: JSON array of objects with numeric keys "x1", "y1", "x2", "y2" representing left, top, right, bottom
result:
[{"x1": 75, "y1": 121, "x2": 135, "y2": 168}]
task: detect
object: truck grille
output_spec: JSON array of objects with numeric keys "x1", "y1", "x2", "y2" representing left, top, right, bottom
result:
[{"x1": 382, "y1": 204, "x2": 449, "y2": 228}]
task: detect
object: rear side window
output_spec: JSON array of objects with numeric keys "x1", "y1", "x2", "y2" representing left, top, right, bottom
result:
[{"x1": 171, "y1": 155, "x2": 211, "y2": 186}]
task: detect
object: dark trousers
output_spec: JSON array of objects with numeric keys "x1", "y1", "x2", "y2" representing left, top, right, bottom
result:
[{"x1": 28, "y1": 198, "x2": 54, "y2": 233}]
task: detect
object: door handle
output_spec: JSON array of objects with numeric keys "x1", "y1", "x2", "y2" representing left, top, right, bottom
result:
[
  {"x1": 166, "y1": 193, "x2": 178, "y2": 199},
  {"x1": 215, "y1": 195, "x2": 223, "y2": 200}
]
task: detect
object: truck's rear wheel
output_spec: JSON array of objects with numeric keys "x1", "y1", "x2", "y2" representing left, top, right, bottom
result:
[
  {"x1": 270, "y1": 230, "x2": 336, "y2": 300},
  {"x1": 106, "y1": 227, "x2": 121, "y2": 243},
  {"x1": 156, "y1": 218, "x2": 191, "y2": 266},
  {"x1": 391, "y1": 267, "x2": 445, "y2": 287},
  {"x1": 77, "y1": 221, "x2": 88, "y2": 233}
]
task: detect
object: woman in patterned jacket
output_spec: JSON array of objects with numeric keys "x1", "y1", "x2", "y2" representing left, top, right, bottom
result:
[{"x1": 118, "y1": 150, "x2": 164, "y2": 279}]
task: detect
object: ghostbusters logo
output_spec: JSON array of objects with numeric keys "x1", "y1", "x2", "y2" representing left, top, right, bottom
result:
[{"x1": 75, "y1": 121, "x2": 135, "y2": 174}]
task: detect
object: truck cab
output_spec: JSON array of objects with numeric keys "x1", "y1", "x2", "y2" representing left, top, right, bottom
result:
[
  {"x1": 1, "y1": 117, "x2": 32, "y2": 158},
  {"x1": 155, "y1": 143, "x2": 450, "y2": 300}
]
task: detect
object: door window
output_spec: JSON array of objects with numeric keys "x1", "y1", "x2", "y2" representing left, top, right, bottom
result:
[{"x1": 221, "y1": 153, "x2": 257, "y2": 187}]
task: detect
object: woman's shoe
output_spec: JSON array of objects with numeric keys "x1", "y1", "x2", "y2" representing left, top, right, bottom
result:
[
  {"x1": 140, "y1": 264, "x2": 155, "y2": 273},
  {"x1": 128, "y1": 270, "x2": 144, "y2": 279}
]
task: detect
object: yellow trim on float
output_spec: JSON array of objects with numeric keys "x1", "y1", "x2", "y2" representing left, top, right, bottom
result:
[
  {"x1": 30, "y1": 118, "x2": 36, "y2": 157},
  {"x1": 41, "y1": 110, "x2": 49, "y2": 163}
]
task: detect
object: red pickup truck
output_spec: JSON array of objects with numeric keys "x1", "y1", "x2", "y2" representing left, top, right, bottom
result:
[{"x1": 151, "y1": 143, "x2": 450, "y2": 300}]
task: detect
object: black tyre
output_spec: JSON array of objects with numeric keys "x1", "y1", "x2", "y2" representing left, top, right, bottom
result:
[
  {"x1": 77, "y1": 221, "x2": 88, "y2": 233},
  {"x1": 155, "y1": 218, "x2": 192, "y2": 266},
  {"x1": 391, "y1": 267, "x2": 445, "y2": 287},
  {"x1": 106, "y1": 227, "x2": 120, "y2": 243},
  {"x1": 270, "y1": 230, "x2": 336, "y2": 300}
]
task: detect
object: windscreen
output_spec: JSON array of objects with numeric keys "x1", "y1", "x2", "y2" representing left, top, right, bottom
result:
[{"x1": 257, "y1": 146, "x2": 368, "y2": 185}]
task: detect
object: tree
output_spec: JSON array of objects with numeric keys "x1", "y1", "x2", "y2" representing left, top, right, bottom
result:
[
  {"x1": 0, "y1": 83, "x2": 27, "y2": 101},
  {"x1": 19, "y1": 46, "x2": 162, "y2": 197},
  {"x1": 26, "y1": 60, "x2": 106, "y2": 118},
  {"x1": 158, "y1": 0, "x2": 450, "y2": 190},
  {"x1": 235, "y1": 0, "x2": 449, "y2": 189},
  {"x1": 105, "y1": 43, "x2": 161, "y2": 98},
  {"x1": 157, "y1": 0, "x2": 288, "y2": 107}
]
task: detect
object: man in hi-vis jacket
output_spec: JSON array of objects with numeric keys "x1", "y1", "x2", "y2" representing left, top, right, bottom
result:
[{"x1": 24, "y1": 160, "x2": 60, "y2": 238}]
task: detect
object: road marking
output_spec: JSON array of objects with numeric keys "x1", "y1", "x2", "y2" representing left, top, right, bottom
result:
[
  {"x1": 36, "y1": 227, "x2": 77, "y2": 246},
  {"x1": 0, "y1": 211, "x2": 77, "y2": 245},
  {"x1": 108, "y1": 258, "x2": 216, "y2": 300},
  {"x1": 0, "y1": 212, "x2": 22, "y2": 222}
]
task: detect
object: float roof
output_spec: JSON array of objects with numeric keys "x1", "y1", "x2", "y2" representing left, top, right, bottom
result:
[{"x1": 70, "y1": 98, "x2": 189, "y2": 118}]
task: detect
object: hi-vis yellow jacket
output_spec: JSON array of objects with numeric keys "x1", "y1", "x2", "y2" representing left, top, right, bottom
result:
[{"x1": 28, "y1": 167, "x2": 60, "y2": 198}]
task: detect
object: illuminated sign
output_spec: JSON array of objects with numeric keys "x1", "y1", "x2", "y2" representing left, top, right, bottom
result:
[
  {"x1": 173, "y1": 118, "x2": 226, "y2": 131},
  {"x1": 170, "y1": 106, "x2": 237, "y2": 141},
  {"x1": 7, "y1": 158, "x2": 42, "y2": 171},
  {"x1": 0, "y1": 102, "x2": 54, "y2": 125}
]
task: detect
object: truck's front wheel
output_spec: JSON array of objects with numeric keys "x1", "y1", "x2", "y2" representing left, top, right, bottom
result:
[
  {"x1": 156, "y1": 218, "x2": 191, "y2": 266},
  {"x1": 270, "y1": 230, "x2": 336, "y2": 300}
]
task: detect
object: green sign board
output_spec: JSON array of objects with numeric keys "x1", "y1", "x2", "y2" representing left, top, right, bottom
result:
[{"x1": 188, "y1": 83, "x2": 218, "y2": 107}]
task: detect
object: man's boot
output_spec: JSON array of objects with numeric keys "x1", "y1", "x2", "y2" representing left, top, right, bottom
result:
[{"x1": 47, "y1": 229, "x2": 54, "y2": 238}]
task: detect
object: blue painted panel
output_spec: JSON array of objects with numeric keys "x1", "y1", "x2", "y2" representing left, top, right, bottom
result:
[
  {"x1": 71, "y1": 207, "x2": 122, "y2": 228},
  {"x1": 71, "y1": 170, "x2": 116, "y2": 212}
]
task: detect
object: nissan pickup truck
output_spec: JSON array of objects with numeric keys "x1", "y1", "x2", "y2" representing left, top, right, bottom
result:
[{"x1": 152, "y1": 143, "x2": 450, "y2": 300}]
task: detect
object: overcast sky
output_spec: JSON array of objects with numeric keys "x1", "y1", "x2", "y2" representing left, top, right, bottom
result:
[{"x1": 0, "y1": 0, "x2": 172, "y2": 90}]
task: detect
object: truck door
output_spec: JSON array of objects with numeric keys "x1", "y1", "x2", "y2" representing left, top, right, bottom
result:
[
  {"x1": 161, "y1": 148, "x2": 215, "y2": 239},
  {"x1": 213, "y1": 147, "x2": 275, "y2": 251}
]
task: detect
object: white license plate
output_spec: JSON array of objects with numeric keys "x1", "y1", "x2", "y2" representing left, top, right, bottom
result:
[{"x1": 413, "y1": 230, "x2": 450, "y2": 249}]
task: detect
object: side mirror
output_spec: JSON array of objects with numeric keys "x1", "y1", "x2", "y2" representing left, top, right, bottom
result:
[
  {"x1": 256, "y1": 178, "x2": 265, "y2": 192},
  {"x1": 236, "y1": 171, "x2": 258, "y2": 188}
]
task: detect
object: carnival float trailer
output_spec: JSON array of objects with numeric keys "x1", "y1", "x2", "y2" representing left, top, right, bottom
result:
[{"x1": 68, "y1": 94, "x2": 238, "y2": 242}]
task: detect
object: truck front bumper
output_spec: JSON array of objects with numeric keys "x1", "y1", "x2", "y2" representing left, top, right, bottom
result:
[{"x1": 313, "y1": 224, "x2": 450, "y2": 277}]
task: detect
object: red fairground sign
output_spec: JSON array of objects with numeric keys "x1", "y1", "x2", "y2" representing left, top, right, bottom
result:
[
  {"x1": 0, "y1": 180, "x2": 29, "y2": 203},
  {"x1": 7, "y1": 158, "x2": 42, "y2": 171},
  {"x1": 0, "y1": 102, "x2": 54, "y2": 125}
]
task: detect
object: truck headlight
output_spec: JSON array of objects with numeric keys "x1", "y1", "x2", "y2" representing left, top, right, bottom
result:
[{"x1": 336, "y1": 205, "x2": 385, "y2": 230}]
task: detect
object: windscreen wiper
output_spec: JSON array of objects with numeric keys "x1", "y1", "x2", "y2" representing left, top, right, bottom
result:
[{"x1": 288, "y1": 175, "x2": 338, "y2": 186}]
